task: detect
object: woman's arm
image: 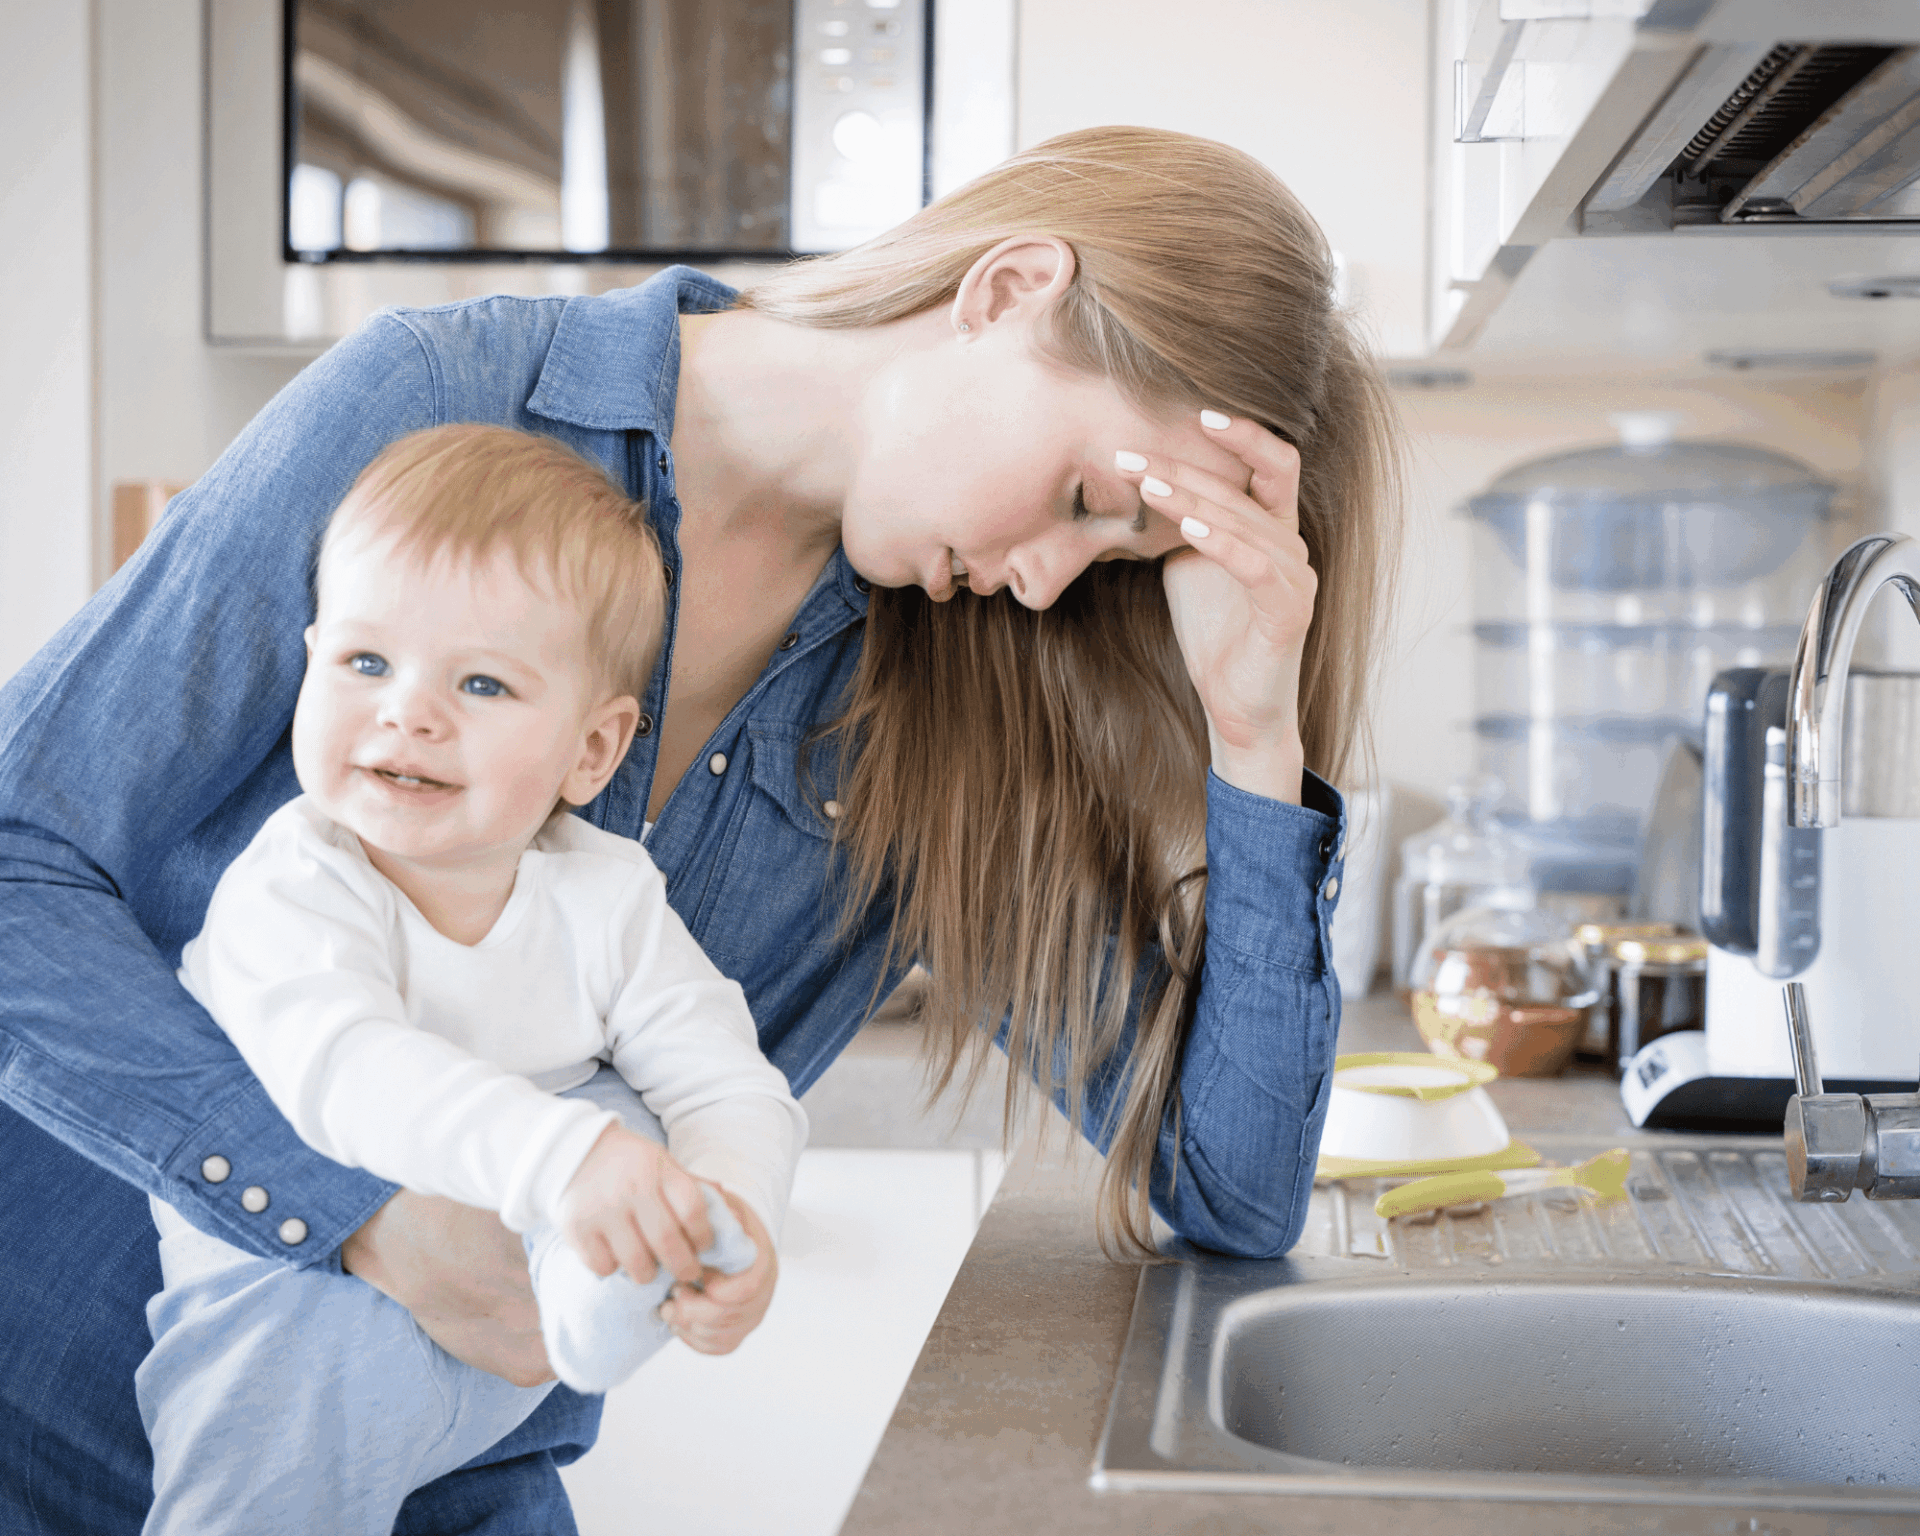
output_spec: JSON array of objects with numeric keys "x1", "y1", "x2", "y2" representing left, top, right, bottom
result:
[
  {"x1": 1091, "y1": 413, "x2": 1344, "y2": 1256},
  {"x1": 0, "y1": 315, "x2": 442, "y2": 1266}
]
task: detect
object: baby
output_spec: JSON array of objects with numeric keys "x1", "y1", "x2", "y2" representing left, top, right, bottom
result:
[{"x1": 136, "y1": 424, "x2": 806, "y2": 1535}]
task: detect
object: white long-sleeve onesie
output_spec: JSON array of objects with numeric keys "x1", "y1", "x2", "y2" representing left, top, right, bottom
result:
[
  {"x1": 178, "y1": 796, "x2": 804, "y2": 1239},
  {"x1": 170, "y1": 795, "x2": 806, "y2": 1395}
]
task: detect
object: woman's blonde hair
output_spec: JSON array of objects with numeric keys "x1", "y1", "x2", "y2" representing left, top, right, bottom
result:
[
  {"x1": 747, "y1": 126, "x2": 1403, "y2": 1257},
  {"x1": 321, "y1": 424, "x2": 666, "y2": 701}
]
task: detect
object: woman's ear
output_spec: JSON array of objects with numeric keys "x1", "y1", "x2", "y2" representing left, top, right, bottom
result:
[
  {"x1": 560, "y1": 694, "x2": 641, "y2": 808},
  {"x1": 951, "y1": 235, "x2": 1078, "y2": 338}
]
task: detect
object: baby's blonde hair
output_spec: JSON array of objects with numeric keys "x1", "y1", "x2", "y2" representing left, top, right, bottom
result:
[{"x1": 319, "y1": 424, "x2": 665, "y2": 701}]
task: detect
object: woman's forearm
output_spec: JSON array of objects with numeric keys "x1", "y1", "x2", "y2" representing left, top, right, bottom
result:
[{"x1": 0, "y1": 847, "x2": 397, "y2": 1265}]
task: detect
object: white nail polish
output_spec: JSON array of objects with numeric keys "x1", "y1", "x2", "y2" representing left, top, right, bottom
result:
[
  {"x1": 1142, "y1": 476, "x2": 1173, "y2": 497},
  {"x1": 1114, "y1": 450, "x2": 1148, "y2": 472},
  {"x1": 1181, "y1": 516, "x2": 1211, "y2": 539},
  {"x1": 1200, "y1": 410, "x2": 1231, "y2": 430}
]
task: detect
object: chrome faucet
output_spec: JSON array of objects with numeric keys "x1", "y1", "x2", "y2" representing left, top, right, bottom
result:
[{"x1": 1778, "y1": 532, "x2": 1920, "y2": 1202}]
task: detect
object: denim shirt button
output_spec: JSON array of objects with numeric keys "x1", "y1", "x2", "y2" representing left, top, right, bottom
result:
[
  {"x1": 708, "y1": 752, "x2": 729, "y2": 776},
  {"x1": 656, "y1": 452, "x2": 669, "y2": 473},
  {"x1": 636, "y1": 713, "x2": 654, "y2": 737},
  {"x1": 854, "y1": 577, "x2": 872, "y2": 594},
  {"x1": 1335, "y1": 833, "x2": 1347, "y2": 861},
  {"x1": 823, "y1": 799, "x2": 841, "y2": 819},
  {"x1": 778, "y1": 632, "x2": 799, "y2": 651},
  {"x1": 200, "y1": 1154, "x2": 231, "y2": 1184},
  {"x1": 1323, "y1": 876, "x2": 1340, "y2": 902},
  {"x1": 663, "y1": 566, "x2": 675, "y2": 588},
  {"x1": 278, "y1": 1217, "x2": 309, "y2": 1245},
  {"x1": 240, "y1": 1185, "x2": 270, "y2": 1214}
]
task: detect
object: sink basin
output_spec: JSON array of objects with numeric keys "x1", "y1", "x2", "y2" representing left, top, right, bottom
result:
[{"x1": 1094, "y1": 1134, "x2": 1920, "y2": 1513}]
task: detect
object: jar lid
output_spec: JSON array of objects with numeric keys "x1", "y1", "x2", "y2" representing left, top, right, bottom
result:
[
  {"x1": 1466, "y1": 439, "x2": 1833, "y2": 513},
  {"x1": 1575, "y1": 921, "x2": 1680, "y2": 948},
  {"x1": 1612, "y1": 935, "x2": 1709, "y2": 966}
]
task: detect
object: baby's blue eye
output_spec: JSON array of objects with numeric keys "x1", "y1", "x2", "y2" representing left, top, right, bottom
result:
[
  {"x1": 349, "y1": 653, "x2": 388, "y2": 677},
  {"x1": 461, "y1": 675, "x2": 506, "y2": 697}
]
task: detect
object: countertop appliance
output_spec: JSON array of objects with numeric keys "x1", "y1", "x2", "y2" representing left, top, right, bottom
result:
[
  {"x1": 1624, "y1": 658, "x2": 1920, "y2": 1130},
  {"x1": 1464, "y1": 419, "x2": 1831, "y2": 898}
]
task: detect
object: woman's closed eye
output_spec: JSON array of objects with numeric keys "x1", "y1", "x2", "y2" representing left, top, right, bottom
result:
[
  {"x1": 460, "y1": 674, "x2": 510, "y2": 698},
  {"x1": 1071, "y1": 481, "x2": 1149, "y2": 536},
  {"x1": 348, "y1": 652, "x2": 389, "y2": 677}
]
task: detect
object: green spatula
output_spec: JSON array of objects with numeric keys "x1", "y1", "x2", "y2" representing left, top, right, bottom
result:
[{"x1": 1375, "y1": 1147, "x2": 1631, "y2": 1219}]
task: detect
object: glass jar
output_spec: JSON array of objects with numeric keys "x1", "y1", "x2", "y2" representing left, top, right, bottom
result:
[
  {"x1": 1391, "y1": 776, "x2": 1532, "y2": 995},
  {"x1": 1572, "y1": 921, "x2": 1684, "y2": 1065},
  {"x1": 1409, "y1": 900, "x2": 1601, "y2": 1078},
  {"x1": 1611, "y1": 933, "x2": 1709, "y2": 1071}
]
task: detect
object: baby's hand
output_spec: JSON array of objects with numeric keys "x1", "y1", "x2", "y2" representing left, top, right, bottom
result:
[
  {"x1": 660, "y1": 1186, "x2": 778, "y2": 1355},
  {"x1": 558, "y1": 1123, "x2": 714, "y2": 1286}
]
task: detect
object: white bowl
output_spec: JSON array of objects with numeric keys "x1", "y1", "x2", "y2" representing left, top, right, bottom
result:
[{"x1": 1319, "y1": 1052, "x2": 1511, "y2": 1166}]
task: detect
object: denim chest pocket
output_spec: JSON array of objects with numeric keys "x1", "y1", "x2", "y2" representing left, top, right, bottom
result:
[{"x1": 696, "y1": 722, "x2": 847, "y2": 963}]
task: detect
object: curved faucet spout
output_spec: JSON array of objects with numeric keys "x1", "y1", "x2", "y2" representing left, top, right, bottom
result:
[{"x1": 1785, "y1": 533, "x2": 1920, "y2": 829}]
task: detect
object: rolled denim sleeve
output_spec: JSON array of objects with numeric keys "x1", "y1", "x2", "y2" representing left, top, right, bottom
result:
[
  {"x1": 1071, "y1": 768, "x2": 1343, "y2": 1258},
  {"x1": 0, "y1": 314, "x2": 444, "y2": 1268}
]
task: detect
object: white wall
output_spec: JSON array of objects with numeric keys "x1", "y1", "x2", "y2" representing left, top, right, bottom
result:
[
  {"x1": 1015, "y1": 0, "x2": 1432, "y2": 358},
  {"x1": 98, "y1": 0, "x2": 306, "y2": 525},
  {"x1": 0, "y1": 0, "x2": 309, "y2": 686},
  {"x1": 0, "y1": 0, "x2": 96, "y2": 681}
]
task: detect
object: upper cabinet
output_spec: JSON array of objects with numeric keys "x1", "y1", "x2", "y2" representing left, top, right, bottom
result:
[
  {"x1": 1431, "y1": 0, "x2": 1920, "y2": 362},
  {"x1": 1431, "y1": 0, "x2": 1675, "y2": 348}
]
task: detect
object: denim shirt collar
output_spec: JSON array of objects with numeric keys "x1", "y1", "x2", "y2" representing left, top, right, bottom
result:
[
  {"x1": 522, "y1": 264, "x2": 872, "y2": 624},
  {"x1": 525, "y1": 265, "x2": 741, "y2": 438}
]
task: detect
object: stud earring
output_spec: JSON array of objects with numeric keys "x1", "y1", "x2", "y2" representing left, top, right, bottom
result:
[{"x1": 958, "y1": 321, "x2": 971, "y2": 332}]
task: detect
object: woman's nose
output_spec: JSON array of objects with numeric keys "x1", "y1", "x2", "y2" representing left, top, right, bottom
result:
[{"x1": 1003, "y1": 537, "x2": 1080, "y2": 611}]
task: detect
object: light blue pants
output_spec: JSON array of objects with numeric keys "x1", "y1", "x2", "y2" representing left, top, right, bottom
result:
[{"x1": 135, "y1": 1068, "x2": 750, "y2": 1536}]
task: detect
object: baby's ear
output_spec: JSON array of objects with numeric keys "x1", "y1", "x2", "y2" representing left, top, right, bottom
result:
[{"x1": 562, "y1": 694, "x2": 641, "y2": 807}]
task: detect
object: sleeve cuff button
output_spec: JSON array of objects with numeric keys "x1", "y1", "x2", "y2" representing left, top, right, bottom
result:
[
  {"x1": 200, "y1": 1155, "x2": 231, "y2": 1184},
  {"x1": 278, "y1": 1217, "x2": 308, "y2": 1245},
  {"x1": 241, "y1": 1185, "x2": 270, "y2": 1214}
]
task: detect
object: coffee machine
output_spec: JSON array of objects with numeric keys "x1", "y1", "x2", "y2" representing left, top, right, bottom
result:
[{"x1": 1624, "y1": 663, "x2": 1920, "y2": 1130}]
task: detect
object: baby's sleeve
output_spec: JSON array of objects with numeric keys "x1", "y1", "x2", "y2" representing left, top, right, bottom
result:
[
  {"x1": 182, "y1": 806, "x2": 616, "y2": 1232},
  {"x1": 599, "y1": 856, "x2": 808, "y2": 1239}
]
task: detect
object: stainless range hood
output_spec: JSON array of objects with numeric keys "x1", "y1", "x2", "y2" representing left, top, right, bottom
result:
[{"x1": 1587, "y1": 40, "x2": 1920, "y2": 229}]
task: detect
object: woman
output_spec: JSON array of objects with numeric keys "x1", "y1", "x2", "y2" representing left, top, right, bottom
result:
[{"x1": 0, "y1": 127, "x2": 1399, "y2": 1532}]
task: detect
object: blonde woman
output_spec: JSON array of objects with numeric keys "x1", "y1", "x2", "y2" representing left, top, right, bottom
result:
[{"x1": 0, "y1": 127, "x2": 1399, "y2": 1531}]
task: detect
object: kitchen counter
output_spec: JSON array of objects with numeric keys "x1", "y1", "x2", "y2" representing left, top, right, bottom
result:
[{"x1": 839, "y1": 996, "x2": 1912, "y2": 1536}]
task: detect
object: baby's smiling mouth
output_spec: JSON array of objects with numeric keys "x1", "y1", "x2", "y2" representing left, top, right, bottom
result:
[{"x1": 363, "y1": 765, "x2": 457, "y2": 792}]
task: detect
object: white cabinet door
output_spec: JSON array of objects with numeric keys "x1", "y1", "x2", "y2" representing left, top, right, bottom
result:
[{"x1": 559, "y1": 1147, "x2": 1005, "y2": 1536}]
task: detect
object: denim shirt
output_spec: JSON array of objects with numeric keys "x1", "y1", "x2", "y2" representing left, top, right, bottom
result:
[{"x1": 0, "y1": 267, "x2": 1344, "y2": 1270}]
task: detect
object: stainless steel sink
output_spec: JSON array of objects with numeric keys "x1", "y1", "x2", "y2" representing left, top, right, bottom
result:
[{"x1": 1093, "y1": 1133, "x2": 1920, "y2": 1512}]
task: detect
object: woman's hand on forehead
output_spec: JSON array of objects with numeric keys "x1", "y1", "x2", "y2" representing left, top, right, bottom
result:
[{"x1": 1110, "y1": 411, "x2": 1312, "y2": 803}]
